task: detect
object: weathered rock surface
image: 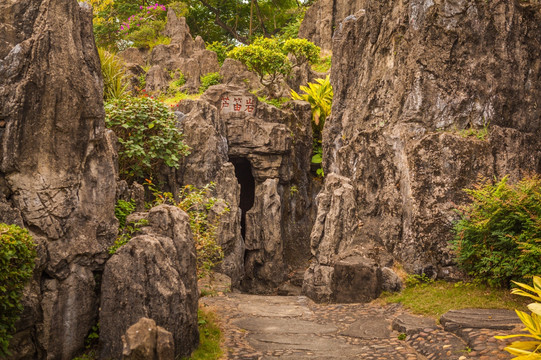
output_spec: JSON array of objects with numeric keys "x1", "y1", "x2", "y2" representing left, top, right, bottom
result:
[
  {"x1": 146, "y1": 9, "x2": 220, "y2": 93},
  {"x1": 440, "y1": 309, "x2": 522, "y2": 332},
  {"x1": 304, "y1": 0, "x2": 541, "y2": 301},
  {"x1": 0, "y1": 1, "x2": 118, "y2": 358},
  {"x1": 299, "y1": 0, "x2": 364, "y2": 52},
  {"x1": 121, "y1": 318, "x2": 175, "y2": 360},
  {"x1": 173, "y1": 84, "x2": 318, "y2": 293},
  {"x1": 392, "y1": 314, "x2": 437, "y2": 335},
  {"x1": 100, "y1": 205, "x2": 199, "y2": 359}
]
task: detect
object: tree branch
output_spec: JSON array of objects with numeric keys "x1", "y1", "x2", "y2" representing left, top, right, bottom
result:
[{"x1": 197, "y1": 0, "x2": 249, "y2": 44}]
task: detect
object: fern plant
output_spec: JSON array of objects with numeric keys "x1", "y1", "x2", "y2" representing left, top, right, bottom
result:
[
  {"x1": 451, "y1": 175, "x2": 541, "y2": 287},
  {"x1": 495, "y1": 276, "x2": 541, "y2": 358}
]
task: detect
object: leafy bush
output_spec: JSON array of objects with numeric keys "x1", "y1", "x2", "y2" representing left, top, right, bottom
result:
[
  {"x1": 206, "y1": 41, "x2": 234, "y2": 65},
  {"x1": 98, "y1": 48, "x2": 129, "y2": 101},
  {"x1": 0, "y1": 224, "x2": 36, "y2": 357},
  {"x1": 146, "y1": 181, "x2": 227, "y2": 278},
  {"x1": 495, "y1": 276, "x2": 541, "y2": 358},
  {"x1": 108, "y1": 218, "x2": 149, "y2": 255},
  {"x1": 199, "y1": 72, "x2": 222, "y2": 93},
  {"x1": 114, "y1": 199, "x2": 136, "y2": 228},
  {"x1": 227, "y1": 37, "x2": 291, "y2": 93},
  {"x1": 452, "y1": 175, "x2": 541, "y2": 286},
  {"x1": 104, "y1": 96, "x2": 190, "y2": 181},
  {"x1": 119, "y1": 4, "x2": 168, "y2": 49},
  {"x1": 283, "y1": 38, "x2": 320, "y2": 67}
]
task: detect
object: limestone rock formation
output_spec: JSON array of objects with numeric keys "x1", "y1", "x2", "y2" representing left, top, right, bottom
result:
[
  {"x1": 100, "y1": 205, "x2": 199, "y2": 359},
  {"x1": 0, "y1": 1, "x2": 118, "y2": 358},
  {"x1": 304, "y1": 0, "x2": 541, "y2": 302},
  {"x1": 121, "y1": 318, "x2": 175, "y2": 360},
  {"x1": 173, "y1": 85, "x2": 317, "y2": 293},
  {"x1": 299, "y1": 0, "x2": 364, "y2": 52}
]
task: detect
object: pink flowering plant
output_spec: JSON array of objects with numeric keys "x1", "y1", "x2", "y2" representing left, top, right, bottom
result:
[{"x1": 119, "y1": 3, "x2": 169, "y2": 49}]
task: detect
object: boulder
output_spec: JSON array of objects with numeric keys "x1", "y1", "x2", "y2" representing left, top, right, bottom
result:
[
  {"x1": 163, "y1": 10, "x2": 194, "y2": 56},
  {"x1": 100, "y1": 205, "x2": 199, "y2": 359},
  {"x1": 304, "y1": 0, "x2": 541, "y2": 298},
  {"x1": 0, "y1": 1, "x2": 118, "y2": 358},
  {"x1": 220, "y1": 58, "x2": 262, "y2": 90},
  {"x1": 121, "y1": 318, "x2": 175, "y2": 360},
  {"x1": 118, "y1": 47, "x2": 148, "y2": 67},
  {"x1": 145, "y1": 65, "x2": 171, "y2": 93}
]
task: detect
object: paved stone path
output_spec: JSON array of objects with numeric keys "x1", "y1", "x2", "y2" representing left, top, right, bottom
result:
[{"x1": 200, "y1": 291, "x2": 526, "y2": 360}]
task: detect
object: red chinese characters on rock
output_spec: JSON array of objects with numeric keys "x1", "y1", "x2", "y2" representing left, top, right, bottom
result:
[{"x1": 220, "y1": 95, "x2": 257, "y2": 115}]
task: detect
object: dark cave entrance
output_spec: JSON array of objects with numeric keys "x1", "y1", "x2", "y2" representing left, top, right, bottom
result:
[{"x1": 230, "y1": 157, "x2": 255, "y2": 239}]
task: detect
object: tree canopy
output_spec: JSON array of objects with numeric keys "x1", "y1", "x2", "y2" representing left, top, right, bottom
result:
[{"x1": 89, "y1": 0, "x2": 307, "y2": 49}]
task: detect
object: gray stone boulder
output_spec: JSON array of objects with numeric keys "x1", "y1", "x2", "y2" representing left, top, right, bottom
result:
[
  {"x1": 0, "y1": 1, "x2": 118, "y2": 358},
  {"x1": 122, "y1": 318, "x2": 174, "y2": 360},
  {"x1": 100, "y1": 205, "x2": 199, "y2": 359},
  {"x1": 145, "y1": 65, "x2": 171, "y2": 93},
  {"x1": 118, "y1": 47, "x2": 148, "y2": 67},
  {"x1": 220, "y1": 58, "x2": 262, "y2": 90}
]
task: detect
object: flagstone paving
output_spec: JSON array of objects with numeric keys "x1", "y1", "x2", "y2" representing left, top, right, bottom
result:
[{"x1": 200, "y1": 291, "x2": 525, "y2": 360}]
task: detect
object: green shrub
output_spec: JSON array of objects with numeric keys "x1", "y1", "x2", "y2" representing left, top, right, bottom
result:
[
  {"x1": 495, "y1": 276, "x2": 541, "y2": 358},
  {"x1": 104, "y1": 96, "x2": 190, "y2": 181},
  {"x1": 98, "y1": 48, "x2": 129, "y2": 101},
  {"x1": 0, "y1": 224, "x2": 36, "y2": 357},
  {"x1": 206, "y1": 42, "x2": 233, "y2": 65},
  {"x1": 283, "y1": 38, "x2": 320, "y2": 67},
  {"x1": 199, "y1": 72, "x2": 222, "y2": 94},
  {"x1": 114, "y1": 199, "x2": 136, "y2": 228},
  {"x1": 146, "y1": 181, "x2": 227, "y2": 278},
  {"x1": 108, "y1": 218, "x2": 149, "y2": 255},
  {"x1": 452, "y1": 175, "x2": 541, "y2": 286},
  {"x1": 227, "y1": 37, "x2": 291, "y2": 93}
]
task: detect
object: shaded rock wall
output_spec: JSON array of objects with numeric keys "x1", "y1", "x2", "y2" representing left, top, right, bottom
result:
[
  {"x1": 0, "y1": 1, "x2": 118, "y2": 358},
  {"x1": 304, "y1": 0, "x2": 541, "y2": 302}
]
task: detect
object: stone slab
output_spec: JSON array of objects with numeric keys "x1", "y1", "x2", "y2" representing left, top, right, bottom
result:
[
  {"x1": 440, "y1": 308, "x2": 522, "y2": 332},
  {"x1": 248, "y1": 333, "x2": 362, "y2": 356},
  {"x1": 232, "y1": 317, "x2": 337, "y2": 334},
  {"x1": 392, "y1": 314, "x2": 437, "y2": 335},
  {"x1": 339, "y1": 316, "x2": 391, "y2": 339},
  {"x1": 230, "y1": 294, "x2": 313, "y2": 318}
]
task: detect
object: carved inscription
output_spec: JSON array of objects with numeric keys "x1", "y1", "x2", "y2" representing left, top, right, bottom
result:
[{"x1": 220, "y1": 95, "x2": 256, "y2": 115}]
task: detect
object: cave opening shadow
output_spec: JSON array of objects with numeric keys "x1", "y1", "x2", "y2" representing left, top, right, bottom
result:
[{"x1": 230, "y1": 157, "x2": 255, "y2": 239}]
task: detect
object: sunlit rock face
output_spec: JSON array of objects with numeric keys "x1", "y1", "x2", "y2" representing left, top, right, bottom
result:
[{"x1": 303, "y1": 0, "x2": 541, "y2": 303}]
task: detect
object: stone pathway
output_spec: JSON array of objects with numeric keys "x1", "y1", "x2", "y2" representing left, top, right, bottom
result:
[{"x1": 200, "y1": 291, "x2": 526, "y2": 360}]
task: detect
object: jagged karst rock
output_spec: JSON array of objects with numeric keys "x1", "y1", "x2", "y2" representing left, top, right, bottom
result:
[
  {"x1": 118, "y1": 47, "x2": 148, "y2": 67},
  {"x1": 121, "y1": 318, "x2": 175, "y2": 360},
  {"x1": 100, "y1": 205, "x2": 199, "y2": 359},
  {"x1": 173, "y1": 84, "x2": 317, "y2": 293},
  {"x1": 298, "y1": 0, "x2": 364, "y2": 52},
  {"x1": 146, "y1": 10, "x2": 219, "y2": 93},
  {"x1": 303, "y1": 0, "x2": 541, "y2": 302},
  {"x1": 219, "y1": 58, "x2": 262, "y2": 90},
  {"x1": 145, "y1": 65, "x2": 171, "y2": 93},
  {"x1": 0, "y1": 1, "x2": 118, "y2": 358}
]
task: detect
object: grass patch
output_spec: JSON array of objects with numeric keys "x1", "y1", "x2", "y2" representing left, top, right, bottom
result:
[
  {"x1": 161, "y1": 92, "x2": 201, "y2": 107},
  {"x1": 380, "y1": 280, "x2": 529, "y2": 319},
  {"x1": 184, "y1": 306, "x2": 223, "y2": 360},
  {"x1": 311, "y1": 55, "x2": 332, "y2": 73}
]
